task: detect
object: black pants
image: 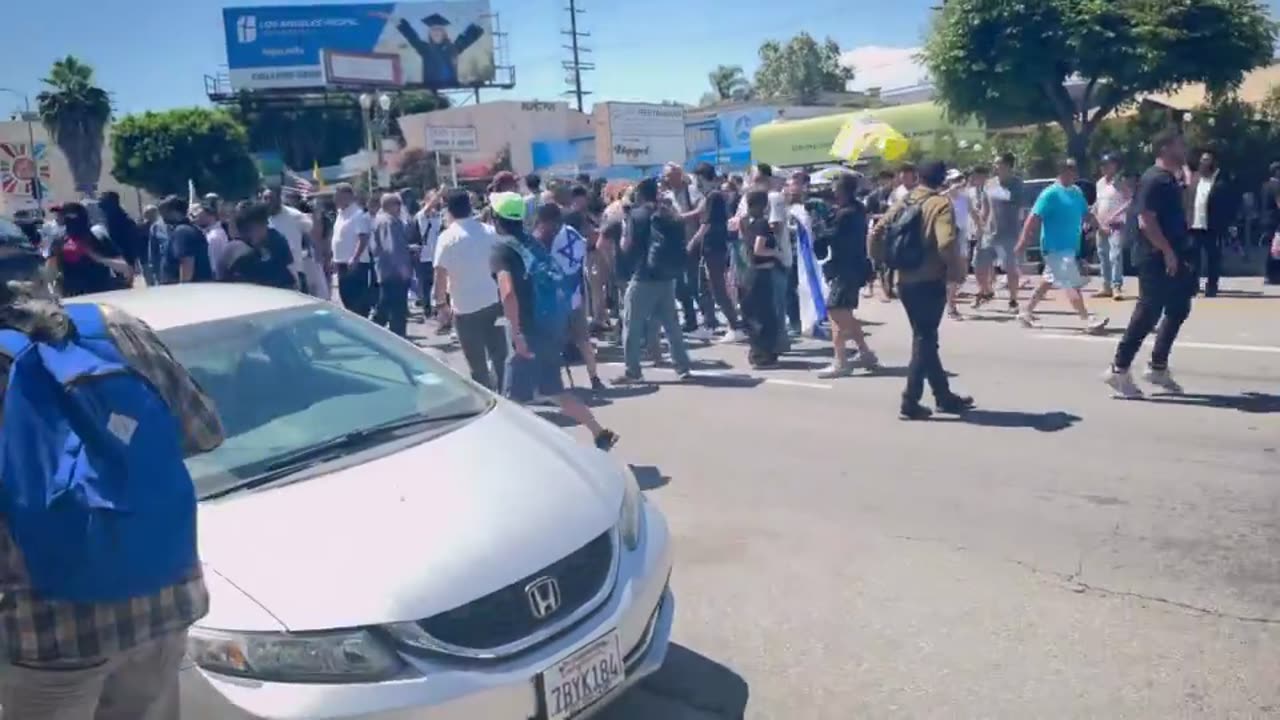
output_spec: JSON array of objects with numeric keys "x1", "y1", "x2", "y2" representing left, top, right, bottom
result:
[
  {"x1": 416, "y1": 261, "x2": 434, "y2": 312},
  {"x1": 454, "y1": 302, "x2": 508, "y2": 391},
  {"x1": 1190, "y1": 228, "x2": 1223, "y2": 294},
  {"x1": 1113, "y1": 257, "x2": 1197, "y2": 371},
  {"x1": 675, "y1": 251, "x2": 702, "y2": 330},
  {"x1": 786, "y1": 258, "x2": 801, "y2": 331},
  {"x1": 741, "y1": 267, "x2": 779, "y2": 366},
  {"x1": 699, "y1": 247, "x2": 741, "y2": 329},
  {"x1": 337, "y1": 263, "x2": 376, "y2": 318},
  {"x1": 899, "y1": 280, "x2": 953, "y2": 406},
  {"x1": 374, "y1": 276, "x2": 410, "y2": 337}
]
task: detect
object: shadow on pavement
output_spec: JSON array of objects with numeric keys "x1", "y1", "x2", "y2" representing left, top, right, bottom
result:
[
  {"x1": 935, "y1": 409, "x2": 1083, "y2": 432},
  {"x1": 630, "y1": 464, "x2": 670, "y2": 491},
  {"x1": 601, "y1": 644, "x2": 750, "y2": 720},
  {"x1": 1145, "y1": 392, "x2": 1280, "y2": 414}
]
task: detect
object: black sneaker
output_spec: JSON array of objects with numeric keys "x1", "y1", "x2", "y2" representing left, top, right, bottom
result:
[
  {"x1": 899, "y1": 404, "x2": 934, "y2": 421},
  {"x1": 590, "y1": 375, "x2": 607, "y2": 392},
  {"x1": 936, "y1": 394, "x2": 976, "y2": 414},
  {"x1": 612, "y1": 372, "x2": 644, "y2": 385},
  {"x1": 594, "y1": 429, "x2": 619, "y2": 451},
  {"x1": 1007, "y1": 300, "x2": 1020, "y2": 314}
]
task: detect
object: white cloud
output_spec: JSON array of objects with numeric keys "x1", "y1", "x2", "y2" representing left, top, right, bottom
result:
[{"x1": 840, "y1": 46, "x2": 929, "y2": 91}]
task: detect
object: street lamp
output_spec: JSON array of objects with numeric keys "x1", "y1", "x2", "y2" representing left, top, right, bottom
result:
[
  {"x1": 0, "y1": 87, "x2": 42, "y2": 212},
  {"x1": 357, "y1": 92, "x2": 395, "y2": 191}
]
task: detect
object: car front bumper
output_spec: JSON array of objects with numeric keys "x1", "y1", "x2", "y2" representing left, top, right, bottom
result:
[{"x1": 179, "y1": 502, "x2": 674, "y2": 720}]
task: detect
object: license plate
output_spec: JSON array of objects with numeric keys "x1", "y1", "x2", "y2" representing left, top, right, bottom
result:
[{"x1": 541, "y1": 630, "x2": 625, "y2": 720}]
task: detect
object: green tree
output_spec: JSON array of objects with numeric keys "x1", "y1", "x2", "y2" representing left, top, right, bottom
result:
[
  {"x1": 705, "y1": 65, "x2": 753, "y2": 105},
  {"x1": 111, "y1": 108, "x2": 259, "y2": 199},
  {"x1": 392, "y1": 147, "x2": 439, "y2": 192},
  {"x1": 36, "y1": 56, "x2": 112, "y2": 194},
  {"x1": 753, "y1": 33, "x2": 854, "y2": 104},
  {"x1": 229, "y1": 90, "x2": 449, "y2": 171},
  {"x1": 922, "y1": 0, "x2": 1276, "y2": 170}
]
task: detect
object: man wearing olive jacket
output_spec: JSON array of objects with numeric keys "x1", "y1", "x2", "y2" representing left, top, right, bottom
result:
[{"x1": 870, "y1": 160, "x2": 975, "y2": 421}]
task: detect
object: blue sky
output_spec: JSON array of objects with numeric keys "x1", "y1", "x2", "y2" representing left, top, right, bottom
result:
[{"x1": 3, "y1": 0, "x2": 945, "y2": 117}]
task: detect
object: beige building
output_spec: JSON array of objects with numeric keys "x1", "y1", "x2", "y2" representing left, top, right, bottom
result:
[
  {"x1": 0, "y1": 120, "x2": 149, "y2": 216},
  {"x1": 396, "y1": 100, "x2": 594, "y2": 178}
]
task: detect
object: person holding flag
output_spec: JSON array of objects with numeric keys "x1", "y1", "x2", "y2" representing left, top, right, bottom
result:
[
  {"x1": 537, "y1": 202, "x2": 606, "y2": 392},
  {"x1": 814, "y1": 173, "x2": 879, "y2": 377}
]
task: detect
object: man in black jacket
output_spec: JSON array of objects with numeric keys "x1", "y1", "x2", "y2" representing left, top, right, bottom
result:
[{"x1": 1188, "y1": 150, "x2": 1237, "y2": 297}]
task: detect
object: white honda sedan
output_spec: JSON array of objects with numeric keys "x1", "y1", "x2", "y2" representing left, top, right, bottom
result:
[{"x1": 69, "y1": 284, "x2": 674, "y2": 720}]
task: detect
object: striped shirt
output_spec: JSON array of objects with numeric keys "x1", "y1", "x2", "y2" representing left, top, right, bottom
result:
[{"x1": 0, "y1": 297, "x2": 224, "y2": 664}]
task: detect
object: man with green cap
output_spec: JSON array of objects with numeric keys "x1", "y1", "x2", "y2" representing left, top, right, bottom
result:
[{"x1": 488, "y1": 192, "x2": 619, "y2": 451}]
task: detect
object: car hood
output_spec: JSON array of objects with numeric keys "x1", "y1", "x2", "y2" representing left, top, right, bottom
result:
[{"x1": 197, "y1": 401, "x2": 625, "y2": 631}]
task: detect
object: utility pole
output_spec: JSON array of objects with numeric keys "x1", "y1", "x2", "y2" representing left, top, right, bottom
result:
[{"x1": 561, "y1": 0, "x2": 594, "y2": 112}]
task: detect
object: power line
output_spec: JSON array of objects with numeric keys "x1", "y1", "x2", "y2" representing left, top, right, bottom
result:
[{"x1": 561, "y1": 0, "x2": 594, "y2": 112}]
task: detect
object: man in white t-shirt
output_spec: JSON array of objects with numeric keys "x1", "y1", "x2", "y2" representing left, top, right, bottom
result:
[
  {"x1": 263, "y1": 189, "x2": 313, "y2": 289},
  {"x1": 432, "y1": 189, "x2": 505, "y2": 390},
  {"x1": 662, "y1": 163, "x2": 709, "y2": 337},
  {"x1": 1092, "y1": 154, "x2": 1130, "y2": 298},
  {"x1": 330, "y1": 183, "x2": 375, "y2": 316},
  {"x1": 194, "y1": 201, "x2": 229, "y2": 279}
]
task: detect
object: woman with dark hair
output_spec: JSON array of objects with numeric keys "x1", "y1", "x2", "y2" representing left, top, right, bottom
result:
[
  {"x1": 814, "y1": 174, "x2": 878, "y2": 377},
  {"x1": 688, "y1": 188, "x2": 744, "y2": 342},
  {"x1": 47, "y1": 202, "x2": 131, "y2": 297},
  {"x1": 739, "y1": 190, "x2": 781, "y2": 368}
]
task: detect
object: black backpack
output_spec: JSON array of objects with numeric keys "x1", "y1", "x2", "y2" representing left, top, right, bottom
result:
[
  {"x1": 884, "y1": 193, "x2": 932, "y2": 271},
  {"x1": 645, "y1": 209, "x2": 687, "y2": 280}
]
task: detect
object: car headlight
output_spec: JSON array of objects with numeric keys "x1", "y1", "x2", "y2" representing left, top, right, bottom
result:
[
  {"x1": 187, "y1": 627, "x2": 403, "y2": 683},
  {"x1": 619, "y1": 466, "x2": 645, "y2": 551}
]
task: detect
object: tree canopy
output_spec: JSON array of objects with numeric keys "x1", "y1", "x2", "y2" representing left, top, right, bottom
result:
[
  {"x1": 702, "y1": 65, "x2": 754, "y2": 106},
  {"x1": 36, "y1": 56, "x2": 112, "y2": 195},
  {"x1": 753, "y1": 33, "x2": 853, "y2": 104},
  {"x1": 111, "y1": 108, "x2": 259, "y2": 200},
  {"x1": 922, "y1": 0, "x2": 1277, "y2": 168},
  {"x1": 228, "y1": 90, "x2": 449, "y2": 171}
]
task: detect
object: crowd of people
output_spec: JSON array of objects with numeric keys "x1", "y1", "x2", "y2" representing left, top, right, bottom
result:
[{"x1": 9, "y1": 124, "x2": 1254, "y2": 424}]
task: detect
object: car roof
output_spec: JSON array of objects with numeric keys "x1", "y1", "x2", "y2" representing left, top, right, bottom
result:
[{"x1": 69, "y1": 284, "x2": 322, "y2": 331}]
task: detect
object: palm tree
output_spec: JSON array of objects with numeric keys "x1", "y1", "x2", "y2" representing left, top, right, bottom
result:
[
  {"x1": 36, "y1": 56, "x2": 112, "y2": 195},
  {"x1": 707, "y1": 65, "x2": 753, "y2": 104}
]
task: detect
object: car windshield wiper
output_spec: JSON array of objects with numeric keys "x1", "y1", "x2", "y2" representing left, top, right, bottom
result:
[{"x1": 203, "y1": 407, "x2": 489, "y2": 500}]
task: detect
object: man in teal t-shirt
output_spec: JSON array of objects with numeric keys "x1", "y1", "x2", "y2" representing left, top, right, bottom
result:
[{"x1": 1015, "y1": 158, "x2": 1109, "y2": 333}]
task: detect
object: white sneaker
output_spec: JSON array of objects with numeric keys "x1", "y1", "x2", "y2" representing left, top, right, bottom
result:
[
  {"x1": 1018, "y1": 312, "x2": 1040, "y2": 329},
  {"x1": 817, "y1": 363, "x2": 854, "y2": 379},
  {"x1": 1142, "y1": 367, "x2": 1185, "y2": 394},
  {"x1": 718, "y1": 329, "x2": 745, "y2": 344},
  {"x1": 1103, "y1": 368, "x2": 1145, "y2": 399},
  {"x1": 1085, "y1": 315, "x2": 1110, "y2": 334},
  {"x1": 851, "y1": 350, "x2": 880, "y2": 369}
]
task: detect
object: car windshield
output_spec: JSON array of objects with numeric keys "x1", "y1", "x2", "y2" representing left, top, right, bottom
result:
[{"x1": 158, "y1": 303, "x2": 490, "y2": 498}]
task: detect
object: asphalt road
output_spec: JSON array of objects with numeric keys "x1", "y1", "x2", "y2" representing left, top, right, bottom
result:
[{"x1": 415, "y1": 278, "x2": 1280, "y2": 720}]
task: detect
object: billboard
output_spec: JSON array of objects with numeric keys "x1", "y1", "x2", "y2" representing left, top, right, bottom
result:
[
  {"x1": 223, "y1": 2, "x2": 495, "y2": 91},
  {"x1": 594, "y1": 103, "x2": 686, "y2": 168}
]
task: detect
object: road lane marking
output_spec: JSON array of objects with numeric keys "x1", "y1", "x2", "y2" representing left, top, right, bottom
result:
[
  {"x1": 1037, "y1": 334, "x2": 1280, "y2": 354},
  {"x1": 759, "y1": 377, "x2": 833, "y2": 390}
]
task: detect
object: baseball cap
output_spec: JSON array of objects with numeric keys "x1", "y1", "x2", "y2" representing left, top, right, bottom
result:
[
  {"x1": 489, "y1": 191, "x2": 526, "y2": 221},
  {"x1": 945, "y1": 168, "x2": 965, "y2": 184}
]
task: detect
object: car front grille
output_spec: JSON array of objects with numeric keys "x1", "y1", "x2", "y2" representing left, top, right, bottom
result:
[{"x1": 416, "y1": 530, "x2": 615, "y2": 654}]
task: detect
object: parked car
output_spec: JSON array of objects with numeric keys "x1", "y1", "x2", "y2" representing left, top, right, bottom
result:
[{"x1": 65, "y1": 284, "x2": 675, "y2": 720}]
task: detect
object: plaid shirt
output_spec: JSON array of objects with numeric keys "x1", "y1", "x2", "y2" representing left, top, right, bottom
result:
[{"x1": 0, "y1": 298, "x2": 225, "y2": 664}]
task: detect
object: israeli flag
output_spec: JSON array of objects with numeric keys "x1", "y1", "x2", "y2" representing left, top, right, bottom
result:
[{"x1": 790, "y1": 204, "x2": 828, "y2": 339}]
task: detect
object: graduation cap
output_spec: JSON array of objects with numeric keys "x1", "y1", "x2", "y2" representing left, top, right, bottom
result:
[{"x1": 422, "y1": 13, "x2": 450, "y2": 26}]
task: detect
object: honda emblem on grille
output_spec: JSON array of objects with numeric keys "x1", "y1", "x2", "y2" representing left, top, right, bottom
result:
[{"x1": 525, "y1": 577, "x2": 562, "y2": 620}]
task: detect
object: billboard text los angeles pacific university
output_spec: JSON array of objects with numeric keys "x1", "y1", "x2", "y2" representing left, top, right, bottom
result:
[{"x1": 223, "y1": 2, "x2": 495, "y2": 91}]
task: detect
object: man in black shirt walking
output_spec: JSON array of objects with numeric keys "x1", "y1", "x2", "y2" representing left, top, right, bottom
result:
[{"x1": 1104, "y1": 129, "x2": 1198, "y2": 399}]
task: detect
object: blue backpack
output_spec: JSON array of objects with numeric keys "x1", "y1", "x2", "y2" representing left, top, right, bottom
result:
[
  {"x1": 504, "y1": 237, "x2": 573, "y2": 334},
  {"x1": 0, "y1": 303, "x2": 198, "y2": 603}
]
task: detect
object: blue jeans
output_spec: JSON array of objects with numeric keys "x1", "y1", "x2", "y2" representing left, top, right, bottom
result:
[
  {"x1": 1098, "y1": 231, "x2": 1125, "y2": 289},
  {"x1": 622, "y1": 279, "x2": 691, "y2": 377}
]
